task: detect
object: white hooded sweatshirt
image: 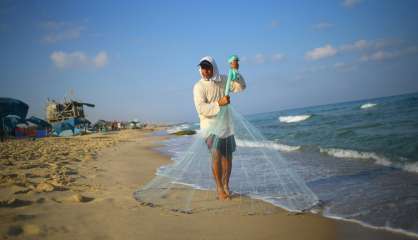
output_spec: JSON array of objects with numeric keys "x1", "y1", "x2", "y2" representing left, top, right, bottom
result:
[{"x1": 193, "y1": 56, "x2": 246, "y2": 137}]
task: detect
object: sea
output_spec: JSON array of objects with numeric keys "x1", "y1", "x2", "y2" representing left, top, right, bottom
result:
[{"x1": 156, "y1": 92, "x2": 418, "y2": 237}]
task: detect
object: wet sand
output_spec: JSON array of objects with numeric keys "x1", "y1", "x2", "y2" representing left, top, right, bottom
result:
[{"x1": 0, "y1": 129, "x2": 415, "y2": 239}]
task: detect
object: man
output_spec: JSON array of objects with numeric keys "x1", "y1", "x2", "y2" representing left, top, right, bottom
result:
[{"x1": 193, "y1": 55, "x2": 246, "y2": 200}]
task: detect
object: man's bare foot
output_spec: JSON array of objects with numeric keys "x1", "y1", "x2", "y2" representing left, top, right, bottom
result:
[
  {"x1": 223, "y1": 184, "x2": 231, "y2": 198},
  {"x1": 217, "y1": 190, "x2": 229, "y2": 200}
]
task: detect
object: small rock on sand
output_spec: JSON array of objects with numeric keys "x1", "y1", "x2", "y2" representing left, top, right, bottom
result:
[
  {"x1": 36, "y1": 182, "x2": 55, "y2": 192},
  {"x1": 22, "y1": 224, "x2": 41, "y2": 236},
  {"x1": 69, "y1": 193, "x2": 94, "y2": 203}
]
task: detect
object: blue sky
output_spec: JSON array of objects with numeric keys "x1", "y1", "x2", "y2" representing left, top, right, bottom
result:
[{"x1": 1, "y1": 0, "x2": 418, "y2": 123}]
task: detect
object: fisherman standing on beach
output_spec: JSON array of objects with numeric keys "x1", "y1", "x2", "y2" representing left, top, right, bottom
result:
[{"x1": 193, "y1": 55, "x2": 246, "y2": 200}]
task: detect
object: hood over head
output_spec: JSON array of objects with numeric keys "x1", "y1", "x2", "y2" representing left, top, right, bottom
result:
[{"x1": 198, "y1": 56, "x2": 222, "y2": 82}]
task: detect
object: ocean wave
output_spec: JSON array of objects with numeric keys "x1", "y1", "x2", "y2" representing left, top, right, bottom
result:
[
  {"x1": 360, "y1": 103, "x2": 377, "y2": 109},
  {"x1": 166, "y1": 123, "x2": 193, "y2": 134},
  {"x1": 403, "y1": 162, "x2": 418, "y2": 173},
  {"x1": 319, "y1": 147, "x2": 418, "y2": 173},
  {"x1": 322, "y1": 210, "x2": 418, "y2": 239},
  {"x1": 279, "y1": 115, "x2": 311, "y2": 123},
  {"x1": 236, "y1": 139, "x2": 301, "y2": 152}
]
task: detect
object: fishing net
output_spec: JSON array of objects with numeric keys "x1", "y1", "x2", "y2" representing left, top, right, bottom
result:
[{"x1": 134, "y1": 67, "x2": 319, "y2": 215}]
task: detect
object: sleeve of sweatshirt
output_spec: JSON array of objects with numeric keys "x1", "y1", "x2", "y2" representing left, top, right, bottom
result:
[
  {"x1": 230, "y1": 73, "x2": 246, "y2": 93},
  {"x1": 193, "y1": 83, "x2": 220, "y2": 117}
]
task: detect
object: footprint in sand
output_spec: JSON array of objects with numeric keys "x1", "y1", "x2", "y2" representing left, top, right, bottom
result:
[
  {"x1": 19, "y1": 163, "x2": 41, "y2": 170},
  {"x1": 24, "y1": 173, "x2": 42, "y2": 179},
  {"x1": 7, "y1": 225, "x2": 23, "y2": 236},
  {"x1": 36, "y1": 197, "x2": 46, "y2": 203},
  {"x1": 69, "y1": 193, "x2": 95, "y2": 203},
  {"x1": 52, "y1": 193, "x2": 95, "y2": 203},
  {"x1": 13, "y1": 188, "x2": 32, "y2": 195},
  {"x1": 13, "y1": 214, "x2": 37, "y2": 221},
  {"x1": 0, "y1": 198, "x2": 33, "y2": 208},
  {"x1": 7, "y1": 224, "x2": 43, "y2": 237}
]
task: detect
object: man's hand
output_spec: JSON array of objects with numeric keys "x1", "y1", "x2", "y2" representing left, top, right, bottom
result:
[{"x1": 218, "y1": 96, "x2": 230, "y2": 106}]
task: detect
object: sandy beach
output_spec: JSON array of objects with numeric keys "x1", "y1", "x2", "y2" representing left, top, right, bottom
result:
[{"x1": 0, "y1": 129, "x2": 415, "y2": 240}]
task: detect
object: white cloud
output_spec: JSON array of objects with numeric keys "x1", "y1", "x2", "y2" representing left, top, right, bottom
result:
[
  {"x1": 41, "y1": 21, "x2": 85, "y2": 43},
  {"x1": 41, "y1": 20, "x2": 69, "y2": 30},
  {"x1": 339, "y1": 39, "x2": 404, "y2": 53},
  {"x1": 94, "y1": 51, "x2": 108, "y2": 68},
  {"x1": 298, "y1": 61, "x2": 357, "y2": 78},
  {"x1": 334, "y1": 62, "x2": 346, "y2": 68},
  {"x1": 43, "y1": 26, "x2": 85, "y2": 43},
  {"x1": 360, "y1": 46, "x2": 418, "y2": 62},
  {"x1": 373, "y1": 39, "x2": 403, "y2": 49},
  {"x1": 305, "y1": 44, "x2": 338, "y2": 60},
  {"x1": 307, "y1": 65, "x2": 328, "y2": 73},
  {"x1": 305, "y1": 38, "x2": 404, "y2": 61},
  {"x1": 361, "y1": 51, "x2": 391, "y2": 61},
  {"x1": 312, "y1": 22, "x2": 334, "y2": 31},
  {"x1": 334, "y1": 62, "x2": 357, "y2": 71},
  {"x1": 50, "y1": 50, "x2": 108, "y2": 69},
  {"x1": 339, "y1": 39, "x2": 369, "y2": 51},
  {"x1": 255, "y1": 54, "x2": 265, "y2": 64},
  {"x1": 342, "y1": 0, "x2": 362, "y2": 8},
  {"x1": 271, "y1": 53, "x2": 286, "y2": 62},
  {"x1": 242, "y1": 53, "x2": 286, "y2": 64}
]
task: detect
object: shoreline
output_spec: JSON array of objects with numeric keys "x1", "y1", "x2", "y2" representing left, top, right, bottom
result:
[
  {"x1": 156, "y1": 133, "x2": 418, "y2": 239},
  {"x1": 0, "y1": 129, "x2": 416, "y2": 239}
]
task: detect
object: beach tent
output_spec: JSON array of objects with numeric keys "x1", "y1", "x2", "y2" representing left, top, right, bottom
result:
[
  {"x1": 74, "y1": 117, "x2": 90, "y2": 135},
  {"x1": 15, "y1": 121, "x2": 38, "y2": 138},
  {"x1": 0, "y1": 98, "x2": 29, "y2": 119},
  {"x1": 26, "y1": 116, "x2": 51, "y2": 137},
  {"x1": 0, "y1": 98, "x2": 29, "y2": 139},
  {"x1": 93, "y1": 119, "x2": 108, "y2": 131},
  {"x1": 128, "y1": 120, "x2": 144, "y2": 129},
  {"x1": 2, "y1": 115, "x2": 24, "y2": 137},
  {"x1": 26, "y1": 116, "x2": 51, "y2": 129}
]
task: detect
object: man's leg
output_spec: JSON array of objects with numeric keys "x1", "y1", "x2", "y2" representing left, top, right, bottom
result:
[
  {"x1": 221, "y1": 152, "x2": 232, "y2": 197},
  {"x1": 212, "y1": 150, "x2": 228, "y2": 200}
]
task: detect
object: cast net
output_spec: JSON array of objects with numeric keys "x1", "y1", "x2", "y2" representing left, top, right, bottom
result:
[{"x1": 133, "y1": 69, "x2": 319, "y2": 215}]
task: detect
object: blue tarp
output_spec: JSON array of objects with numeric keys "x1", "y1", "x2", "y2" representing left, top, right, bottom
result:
[
  {"x1": 26, "y1": 116, "x2": 51, "y2": 129},
  {"x1": 51, "y1": 117, "x2": 90, "y2": 136}
]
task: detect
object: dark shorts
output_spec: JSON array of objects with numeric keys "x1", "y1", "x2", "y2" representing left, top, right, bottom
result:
[{"x1": 205, "y1": 134, "x2": 236, "y2": 156}]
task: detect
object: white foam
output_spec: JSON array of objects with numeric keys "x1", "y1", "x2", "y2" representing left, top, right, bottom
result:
[
  {"x1": 320, "y1": 147, "x2": 392, "y2": 165},
  {"x1": 323, "y1": 210, "x2": 418, "y2": 238},
  {"x1": 171, "y1": 181, "x2": 209, "y2": 191},
  {"x1": 403, "y1": 162, "x2": 418, "y2": 174},
  {"x1": 166, "y1": 123, "x2": 193, "y2": 134},
  {"x1": 320, "y1": 147, "x2": 418, "y2": 173},
  {"x1": 236, "y1": 139, "x2": 301, "y2": 152},
  {"x1": 360, "y1": 103, "x2": 377, "y2": 109},
  {"x1": 279, "y1": 115, "x2": 311, "y2": 123}
]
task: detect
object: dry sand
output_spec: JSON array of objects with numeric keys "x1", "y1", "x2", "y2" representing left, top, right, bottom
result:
[{"x1": 0, "y1": 129, "x2": 415, "y2": 239}]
